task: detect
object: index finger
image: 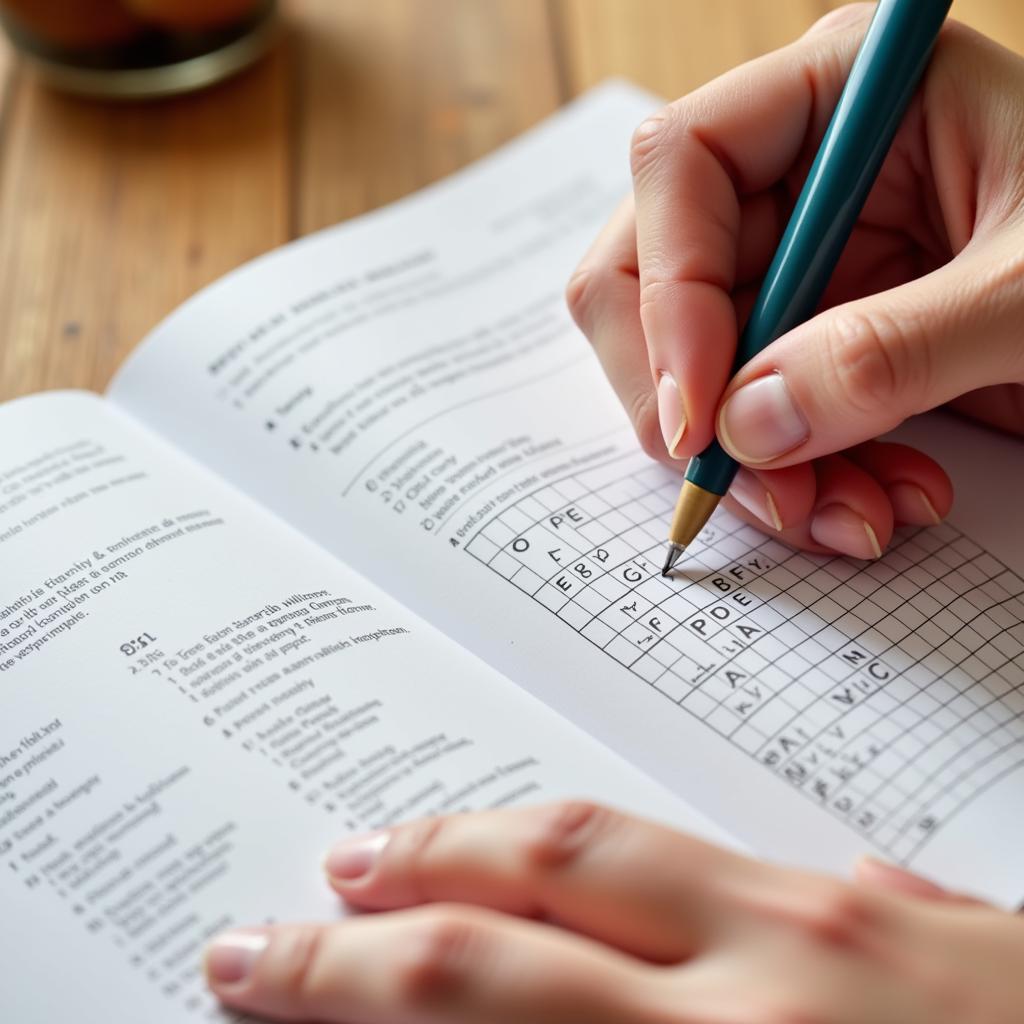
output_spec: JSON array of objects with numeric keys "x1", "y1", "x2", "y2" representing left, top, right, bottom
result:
[
  {"x1": 631, "y1": 10, "x2": 871, "y2": 458},
  {"x1": 322, "y1": 802, "x2": 751, "y2": 962}
]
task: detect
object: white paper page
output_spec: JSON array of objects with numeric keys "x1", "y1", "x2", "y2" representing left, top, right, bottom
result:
[
  {"x1": 0, "y1": 392, "x2": 721, "y2": 1024},
  {"x1": 109, "y1": 83, "x2": 1024, "y2": 902}
]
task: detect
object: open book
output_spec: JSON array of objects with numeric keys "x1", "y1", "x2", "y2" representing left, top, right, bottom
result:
[{"x1": 3, "y1": 82, "x2": 1023, "y2": 1023}]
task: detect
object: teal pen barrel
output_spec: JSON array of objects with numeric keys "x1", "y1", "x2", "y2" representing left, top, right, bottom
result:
[{"x1": 684, "y1": 0, "x2": 952, "y2": 499}]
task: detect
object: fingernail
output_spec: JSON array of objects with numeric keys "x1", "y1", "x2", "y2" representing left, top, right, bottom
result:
[
  {"x1": 656, "y1": 372, "x2": 686, "y2": 458},
  {"x1": 205, "y1": 930, "x2": 269, "y2": 986},
  {"x1": 856, "y1": 856, "x2": 913, "y2": 884},
  {"x1": 856, "y1": 856, "x2": 947, "y2": 896},
  {"x1": 729, "y1": 469, "x2": 783, "y2": 531},
  {"x1": 324, "y1": 831, "x2": 390, "y2": 883},
  {"x1": 718, "y1": 373, "x2": 809, "y2": 463},
  {"x1": 810, "y1": 504, "x2": 883, "y2": 559},
  {"x1": 886, "y1": 482, "x2": 942, "y2": 526}
]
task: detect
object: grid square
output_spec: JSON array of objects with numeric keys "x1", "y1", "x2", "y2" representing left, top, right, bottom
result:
[
  {"x1": 977, "y1": 643, "x2": 1007, "y2": 671},
  {"x1": 847, "y1": 572, "x2": 882, "y2": 598},
  {"x1": 650, "y1": 639, "x2": 682, "y2": 669},
  {"x1": 557, "y1": 600, "x2": 592, "y2": 630},
  {"x1": 795, "y1": 637, "x2": 829, "y2": 666},
  {"x1": 682, "y1": 688, "x2": 717, "y2": 719},
  {"x1": 637, "y1": 576, "x2": 674, "y2": 605},
  {"x1": 887, "y1": 575, "x2": 920, "y2": 601},
  {"x1": 932, "y1": 608, "x2": 967, "y2": 637},
  {"x1": 707, "y1": 705, "x2": 742, "y2": 736},
  {"x1": 788, "y1": 580, "x2": 825, "y2": 607},
  {"x1": 605, "y1": 635, "x2": 642, "y2": 667},
  {"x1": 832, "y1": 552, "x2": 868, "y2": 581},
  {"x1": 786, "y1": 682, "x2": 818, "y2": 709},
  {"x1": 991, "y1": 631, "x2": 1024, "y2": 660},
  {"x1": 904, "y1": 564, "x2": 937, "y2": 589},
  {"x1": 922, "y1": 677, "x2": 957, "y2": 705},
  {"x1": 915, "y1": 621, "x2": 948, "y2": 648},
  {"x1": 749, "y1": 633, "x2": 790, "y2": 663},
  {"x1": 910, "y1": 592, "x2": 943, "y2": 618},
  {"x1": 926, "y1": 580, "x2": 957, "y2": 605},
  {"x1": 972, "y1": 613, "x2": 1002, "y2": 641},
  {"x1": 535, "y1": 582, "x2": 573, "y2": 612},
  {"x1": 574, "y1": 584, "x2": 611, "y2": 616},
  {"x1": 793, "y1": 610, "x2": 827, "y2": 636},
  {"x1": 488, "y1": 549, "x2": 522, "y2": 580},
  {"x1": 998, "y1": 660, "x2": 1024, "y2": 688},
  {"x1": 511, "y1": 566, "x2": 544, "y2": 595},
  {"x1": 876, "y1": 616, "x2": 912, "y2": 644},
  {"x1": 633, "y1": 654, "x2": 665, "y2": 684},
  {"x1": 733, "y1": 724, "x2": 768, "y2": 754},
  {"x1": 834, "y1": 612, "x2": 869, "y2": 639},
  {"x1": 777, "y1": 650, "x2": 812, "y2": 678},
  {"x1": 872, "y1": 586, "x2": 904, "y2": 612},
  {"x1": 949, "y1": 597, "x2": 979, "y2": 623},
  {"x1": 828, "y1": 583, "x2": 861, "y2": 610},
  {"x1": 654, "y1": 670, "x2": 692, "y2": 701},
  {"x1": 853, "y1": 600, "x2": 887, "y2": 625},
  {"x1": 892, "y1": 604, "x2": 927, "y2": 631},
  {"x1": 858, "y1": 628, "x2": 891, "y2": 656},
  {"x1": 748, "y1": 696, "x2": 799, "y2": 733},
  {"x1": 656, "y1": 596, "x2": 696, "y2": 626},
  {"x1": 862, "y1": 561, "x2": 892, "y2": 584},
  {"x1": 765, "y1": 565, "x2": 801, "y2": 591},
  {"x1": 979, "y1": 672, "x2": 1011, "y2": 701},
  {"x1": 937, "y1": 638, "x2": 970, "y2": 671},
  {"x1": 954, "y1": 625, "x2": 984, "y2": 652},
  {"x1": 581, "y1": 619, "x2": 616, "y2": 649},
  {"x1": 922, "y1": 650, "x2": 954, "y2": 677}
]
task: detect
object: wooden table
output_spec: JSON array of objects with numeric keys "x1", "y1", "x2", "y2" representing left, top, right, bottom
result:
[{"x1": 0, "y1": 0, "x2": 1017, "y2": 401}]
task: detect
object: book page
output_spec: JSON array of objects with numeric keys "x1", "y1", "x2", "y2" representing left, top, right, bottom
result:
[
  {"x1": 109, "y1": 83, "x2": 1024, "y2": 903},
  {"x1": 0, "y1": 392, "x2": 721, "y2": 1024}
]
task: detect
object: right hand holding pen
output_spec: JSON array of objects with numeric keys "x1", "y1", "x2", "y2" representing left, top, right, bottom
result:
[{"x1": 568, "y1": 4, "x2": 1024, "y2": 559}]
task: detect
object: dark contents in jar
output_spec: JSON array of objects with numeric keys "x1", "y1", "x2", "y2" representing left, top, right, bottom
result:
[{"x1": 0, "y1": 0, "x2": 274, "y2": 70}]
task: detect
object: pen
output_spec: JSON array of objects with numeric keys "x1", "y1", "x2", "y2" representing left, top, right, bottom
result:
[{"x1": 662, "y1": 0, "x2": 953, "y2": 577}]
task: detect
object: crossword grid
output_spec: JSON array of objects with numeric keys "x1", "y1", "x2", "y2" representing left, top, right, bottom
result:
[{"x1": 465, "y1": 453, "x2": 1024, "y2": 862}]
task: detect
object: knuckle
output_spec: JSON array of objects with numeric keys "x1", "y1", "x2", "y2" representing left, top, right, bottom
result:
[
  {"x1": 524, "y1": 799, "x2": 616, "y2": 871},
  {"x1": 638, "y1": 275, "x2": 675, "y2": 317},
  {"x1": 796, "y1": 882, "x2": 876, "y2": 950},
  {"x1": 396, "y1": 816, "x2": 446, "y2": 900},
  {"x1": 271, "y1": 926, "x2": 331, "y2": 1006},
  {"x1": 822, "y1": 307, "x2": 923, "y2": 417},
  {"x1": 565, "y1": 264, "x2": 602, "y2": 334},
  {"x1": 630, "y1": 106, "x2": 675, "y2": 179},
  {"x1": 394, "y1": 909, "x2": 479, "y2": 1008},
  {"x1": 629, "y1": 387, "x2": 665, "y2": 460}
]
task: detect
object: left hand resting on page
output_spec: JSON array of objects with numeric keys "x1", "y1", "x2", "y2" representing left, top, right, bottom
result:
[{"x1": 204, "y1": 801, "x2": 1024, "y2": 1023}]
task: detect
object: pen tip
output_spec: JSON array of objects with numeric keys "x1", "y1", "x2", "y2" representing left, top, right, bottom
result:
[{"x1": 661, "y1": 544, "x2": 684, "y2": 577}]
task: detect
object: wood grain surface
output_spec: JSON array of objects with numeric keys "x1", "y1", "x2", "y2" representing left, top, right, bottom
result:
[{"x1": 0, "y1": 0, "x2": 1017, "y2": 399}]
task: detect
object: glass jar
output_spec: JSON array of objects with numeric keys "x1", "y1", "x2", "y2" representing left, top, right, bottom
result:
[{"x1": 0, "y1": 0, "x2": 278, "y2": 99}]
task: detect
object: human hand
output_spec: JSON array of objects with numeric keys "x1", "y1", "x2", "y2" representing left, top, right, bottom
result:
[
  {"x1": 205, "y1": 802, "x2": 1024, "y2": 1023},
  {"x1": 567, "y1": 5, "x2": 1024, "y2": 560}
]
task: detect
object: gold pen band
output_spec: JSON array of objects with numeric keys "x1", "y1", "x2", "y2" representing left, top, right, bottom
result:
[{"x1": 668, "y1": 480, "x2": 722, "y2": 548}]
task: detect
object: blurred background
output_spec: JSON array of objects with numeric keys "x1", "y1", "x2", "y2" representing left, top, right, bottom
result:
[{"x1": 0, "y1": 0, "x2": 1016, "y2": 401}]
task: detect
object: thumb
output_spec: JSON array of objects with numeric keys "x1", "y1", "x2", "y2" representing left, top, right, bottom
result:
[{"x1": 714, "y1": 242, "x2": 1024, "y2": 468}]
